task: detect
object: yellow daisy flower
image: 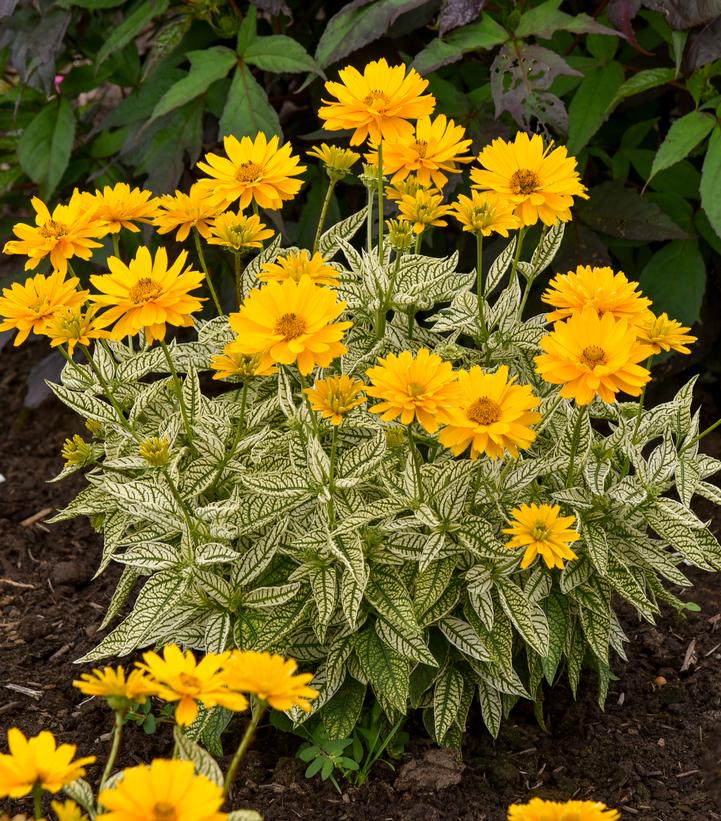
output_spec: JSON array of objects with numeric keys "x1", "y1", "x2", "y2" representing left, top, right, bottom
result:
[
  {"x1": 304, "y1": 374, "x2": 365, "y2": 425},
  {"x1": 93, "y1": 183, "x2": 160, "y2": 233},
  {"x1": 507, "y1": 796, "x2": 620, "y2": 821},
  {"x1": 222, "y1": 651, "x2": 318, "y2": 712},
  {"x1": 73, "y1": 666, "x2": 156, "y2": 707},
  {"x1": 228, "y1": 276, "x2": 351, "y2": 375},
  {"x1": 319, "y1": 58, "x2": 436, "y2": 146},
  {"x1": 258, "y1": 250, "x2": 339, "y2": 286},
  {"x1": 136, "y1": 644, "x2": 247, "y2": 726},
  {"x1": 138, "y1": 436, "x2": 170, "y2": 467},
  {"x1": 366, "y1": 114, "x2": 472, "y2": 188},
  {"x1": 398, "y1": 188, "x2": 451, "y2": 234},
  {"x1": 89, "y1": 246, "x2": 205, "y2": 344},
  {"x1": 366, "y1": 348, "x2": 459, "y2": 433},
  {"x1": 471, "y1": 133, "x2": 588, "y2": 226},
  {"x1": 153, "y1": 183, "x2": 223, "y2": 242},
  {"x1": 0, "y1": 270, "x2": 88, "y2": 346},
  {"x1": 635, "y1": 310, "x2": 696, "y2": 355},
  {"x1": 3, "y1": 190, "x2": 107, "y2": 274},
  {"x1": 96, "y1": 759, "x2": 226, "y2": 821},
  {"x1": 211, "y1": 346, "x2": 278, "y2": 380},
  {"x1": 307, "y1": 143, "x2": 360, "y2": 180},
  {"x1": 450, "y1": 190, "x2": 521, "y2": 237},
  {"x1": 43, "y1": 304, "x2": 110, "y2": 354},
  {"x1": 206, "y1": 211, "x2": 274, "y2": 253},
  {"x1": 387, "y1": 173, "x2": 428, "y2": 202},
  {"x1": 535, "y1": 307, "x2": 652, "y2": 405},
  {"x1": 52, "y1": 799, "x2": 88, "y2": 821},
  {"x1": 503, "y1": 503, "x2": 581, "y2": 570},
  {"x1": 542, "y1": 265, "x2": 652, "y2": 323},
  {"x1": 386, "y1": 218, "x2": 415, "y2": 251},
  {"x1": 196, "y1": 132, "x2": 305, "y2": 211},
  {"x1": 0, "y1": 729, "x2": 95, "y2": 799},
  {"x1": 438, "y1": 365, "x2": 541, "y2": 460}
]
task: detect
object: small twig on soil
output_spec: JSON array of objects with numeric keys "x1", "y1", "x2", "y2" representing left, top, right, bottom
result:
[
  {"x1": 675, "y1": 769, "x2": 700, "y2": 778},
  {"x1": 19, "y1": 506, "x2": 53, "y2": 527},
  {"x1": 0, "y1": 578, "x2": 34, "y2": 589},
  {"x1": 5, "y1": 683, "x2": 42, "y2": 699},
  {"x1": 681, "y1": 638, "x2": 698, "y2": 672}
]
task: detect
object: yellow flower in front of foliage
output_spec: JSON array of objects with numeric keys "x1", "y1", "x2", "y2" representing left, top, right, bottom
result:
[
  {"x1": 62, "y1": 435, "x2": 93, "y2": 467},
  {"x1": 635, "y1": 310, "x2": 696, "y2": 355},
  {"x1": 52, "y1": 800, "x2": 88, "y2": 821},
  {"x1": 386, "y1": 218, "x2": 415, "y2": 251},
  {"x1": 96, "y1": 759, "x2": 227, "y2": 821},
  {"x1": 535, "y1": 307, "x2": 652, "y2": 405},
  {"x1": 43, "y1": 304, "x2": 110, "y2": 354},
  {"x1": 228, "y1": 277, "x2": 351, "y2": 375},
  {"x1": 211, "y1": 345, "x2": 277, "y2": 380},
  {"x1": 206, "y1": 211, "x2": 274, "y2": 253},
  {"x1": 154, "y1": 183, "x2": 223, "y2": 242},
  {"x1": 307, "y1": 143, "x2": 360, "y2": 180},
  {"x1": 471, "y1": 133, "x2": 588, "y2": 226},
  {"x1": 319, "y1": 58, "x2": 435, "y2": 146},
  {"x1": 542, "y1": 265, "x2": 652, "y2": 323},
  {"x1": 89, "y1": 247, "x2": 204, "y2": 344},
  {"x1": 3, "y1": 190, "x2": 107, "y2": 274},
  {"x1": 137, "y1": 645, "x2": 247, "y2": 726},
  {"x1": 196, "y1": 133, "x2": 305, "y2": 210},
  {"x1": 304, "y1": 374, "x2": 365, "y2": 425},
  {"x1": 93, "y1": 183, "x2": 160, "y2": 233},
  {"x1": 503, "y1": 503, "x2": 581, "y2": 570},
  {"x1": 450, "y1": 190, "x2": 521, "y2": 237},
  {"x1": 507, "y1": 796, "x2": 620, "y2": 821},
  {"x1": 439, "y1": 365, "x2": 541, "y2": 460},
  {"x1": 0, "y1": 270, "x2": 88, "y2": 346},
  {"x1": 138, "y1": 436, "x2": 170, "y2": 467},
  {"x1": 387, "y1": 173, "x2": 428, "y2": 201},
  {"x1": 366, "y1": 348, "x2": 459, "y2": 433},
  {"x1": 367, "y1": 114, "x2": 472, "y2": 188},
  {"x1": 259, "y1": 250, "x2": 339, "y2": 286},
  {"x1": 73, "y1": 666, "x2": 156, "y2": 705},
  {"x1": 222, "y1": 651, "x2": 318, "y2": 712},
  {"x1": 0, "y1": 729, "x2": 95, "y2": 799},
  {"x1": 398, "y1": 188, "x2": 451, "y2": 234}
]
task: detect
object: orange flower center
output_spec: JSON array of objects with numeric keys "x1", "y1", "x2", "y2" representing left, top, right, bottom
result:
[
  {"x1": 151, "y1": 801, "x2": 178, "y2": 821},
  {"x1": 362, "y1": 89, "x2": 391, "y2": 111},
  {"x1": 407, "y1": 381, "x2": 426, "y2": 398},
  {"x1": 129, "y1": 277, "x2": 163, "y2": 305},
  {"x1": 275, "y1": 312, "x2": 307, "y2": 339},
  {"x1": 531, "y1": 521, "x2": 551, "y2": 541},
  {"x1": 413, "y1": 140, "x2": 428, "y2": 158},
  {"x1": 466, "y1": 397, "x2": 502, "y2": 425},
  {"x1": 510, "y1": 169, "x2": 540, "y2": 196},
  {"x1": 235, "y1": 161, "x2": 265, "y2": 183},
  {"x1": 39, "y1": 219, "x2": 68, "y2": 239},
  {"x1": 580, "y1": 345, "x2": 606, "y2": 368},
  {"x1": 177, "y1": 672, "x2": 201, "y2": 691}
]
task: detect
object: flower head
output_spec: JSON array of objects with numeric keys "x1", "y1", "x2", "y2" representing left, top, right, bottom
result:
[
  {"x1": 97, "y1": 759, "x2": 226, "y2": 821},
  {"x1": 635, "y1": 310, "x2": 696, "y2": 355},
  {"x1": 319, "y1": 58, "x2": 435, "y2": 146},
  {"x1": 222, "y1": 651, "x2": 318, "y2": 712},
  {"x1": 89, "y1": 247, "x2": 205, "y2": 344},
  {"x1": 154, "y1": 184, "x2": 223, "y2": 242},
  {"x1": 366, "y1": 348, "x2": 459, "y2": 433},
  {"x1": 439, "y1": 365, "x2": 541, "y2": 460},
  {"x1": 307, "y1": 143, "x2": 360, "y2": 180},
  {"x1": 138, "y1": 436, "x2": 170, "y2": 467},
  {"x1": 386, "y1": 218, "x2": 415, "y2": 252},
  {"x1": 93, "y1": 183, "x2": 160, "y2": 233},
  {"x1": 52, "y1": 799, "x2": 89, "y2": 821},
  {"x1": 535, "y1": 307, "x2": 652, "y2": 404},
  {"x1": 210, "y1": 346, "x2": 277, "y2": 380},
  {"x1": 137, "y1": 645, "x2": 247, "y2": 726},
  {"x1": 0, "y1": 270, "x2": 88, "y2": 346},
  {"x1": 387, "y1": 173, "x2": 428, "y2": 201},
  {"x1": 507, "y1": 796, "x2": 620, "y2": 821},
  {"x1": 43, "y1": 304, "x2": 109, "y2": 354},
  {"x1": 259, "y1": 250, "x2": 339, "y2": 287},
  {"x1": 398, "y1": 188, "x2": 451, "y2": 235},
  {"x1": 73, "y1": 666, "x2": 157, "y2": 709},
  {"x1": 62, "y1": 435, "x2": 94, "y2": 467},
  {"x1": 196, "y1": 133, "x2": 305, "y2": 210},
  {"x1": 450, "y1": 190, "x2": 521, "y2": 237},
  {"x1": 471, "y1": 133, "x2": 588, "y2": 226},
  {"x1": 503, "y1": 503, "x2": 581, "y2": 570},
  {"x1": 206, "y1": 211, "x2": 274, "y2": 253},
  {"x1": 0, "y1": 729, "x2": 95, "y2": 799},
  {"x1": 3, "y1": 190, "x2": 107, "y2": 274},
  {"x1": 305, "y1": 374, "x2": 365, "y2": 425},
  {"x1": 542, "y1": 265, "x2": 651, "y2": 323},
  {"x1": 228, "y1": 277, "x2": 351, "y2": 375}
]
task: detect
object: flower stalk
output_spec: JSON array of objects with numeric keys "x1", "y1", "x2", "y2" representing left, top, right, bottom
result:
[
  {"x1": 223, "y1": 701, "x2": 266, "y2": 798},
  {"x1": 193, "y1": 228, "x2": 223, "y2": 316}
]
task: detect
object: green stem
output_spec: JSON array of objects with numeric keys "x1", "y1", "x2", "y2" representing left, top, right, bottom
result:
[
  {"x1": 100, "y1": 711, "x2": 124, "y2": 791},
  {"x1": 509, "y1": 226, "x2": 527, "y2": 288},
  {"x1": 313, "y1": 179, "x2": 337, "y2": 254},
  {"x1": 33, "y1": 785, "x2": 43, "y2": 819},
  {"x1": 631, "y1": 356, "x2": 654, "y2": 443},
  {"x1": 414, "y1": 233, "x2": 422, "y2": 255},
  {"x1": 224, "y1": 703, "x2": 266, "y2": 798},
  {"x1": 366, "y1": 185, "x2": 374, "y2": 255},
  {"x1": 406, "y1": 425, "x2": 424, "y2": 502},
  {"x1": 565, "y1": 405, "x2": 586, "y2": 486},
  {"x1": 79, "y1": 344, "x2": 128, "y2": 427},
  {"x1": 476, "y1": 233, "x2": 487, "y2": 338},
  {"x1": 193, "y1": 228, "x2": 223, "y2": 316},
  {"x1": 377, "y1": 141, "x2": 384, "y2": 262},
  {"x1": 111, "y1": 233, "x2": 120, "y2": 260},
  {"x1": 208, "y1": 380, "x2": 249, "y2": 495},
  {"x1": 328, "y1": 425, "x2": 338, "y2": 527},
  {"x1": 158, "y1": 339, "x2": 195, "y2": 450},
  {"x1": 680, "y1": 415, "x2": 721, "y2": 454},
  {"x1": 234, "y1": 252, "x2": 243, "y2": 308},
  {"x1": 407, "y1": 306, "x2": 415, "y2": 340},
  {"x1": 518, "y1": 279, "x2": 532, "y2": 320},
  {"x1": 375, "y1": 250, "x2": 403, "y2": 339},
  {"x1": 299, "y1": 372, "x2": 319, "y2": 436}
]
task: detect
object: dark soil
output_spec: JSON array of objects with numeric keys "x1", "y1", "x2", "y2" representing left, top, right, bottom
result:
[{"x1": 1, "y1": 340, "x2": 721, "y2": 821}]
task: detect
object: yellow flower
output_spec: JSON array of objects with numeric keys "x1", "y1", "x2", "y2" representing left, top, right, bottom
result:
[
  {"x1": 196, "y1": 132, "x2": 305, "y2": 210},
  {"x1": 307, "y1": 143, "x2": 360, "y2": 180},
  {"x1": 73, "y1": 666, "x2": 156, "y2": 706},
  {"x1": 222, "y1": 651, "x2": 318, "y2": 712},
  {"x1": 138, "y1": 436, "x2": 170, "y2": 467},
  {"x1": 206, "y1": 211, "x2": 274, "y2": 253},
  {"x1": 507, "y1": 797, "x2": 620, "y2": 821},
  {"x1": 387, "y1": 173, "x2": 428, "y2": 201},
  {"x1": 89, "y1": 247, "x2": 205, "y2": 344},
  {"x1": 503, "y1": 503, "x2": 581, "y2": 570},
  {"x1": 93, "y1": 183, "x2": 160, "y2": 233},
  {"x1": 386, "y1": 218, "x2": 415, "y2": 251},
  {"x1": 96, "y1": 759, "x2": 227, "y2": 821},
  {"x1": 438, "y1": 365, "x2": 541, "y2": 460},
  {"x1": 51, "y1": 800, "x2": 88, "y2": 821},
  {"x1": 535, "y1": 307, "x2": 652, "y2": 405},
  {"x1": 319, "y1": 58, "x2": 436, "y2": 146},
  {"x1": 450, "y1": 190, "x2": 521, "y2": 237},
  {"x1": 398, "y1": 188, "x2": 451, "y2": 234},
  {"x1": 3, "y1": 190, "x2": 107, "y2": 274},
  {"x1": 0, "y1": 729, "x2": 95, "y2": 799},
  {"x1": 61, "y1": 435, "x2": 93, "y2": 467},
  {"x1": 210, "y1": 345, "x2": 277, "y2": 380},
  {"x1": 228, "y1": 276, "x2": 351, "y2": 375},
  {"x1": 154, "y1": 184, "x2": 223, "y2": 242},
  {"x1": 366, "y1": 348, "x2": 459, "y2": 433},
  {"x1": 635, "y1": 310, "x2": 696, "y2": 355},
  {"x1": 0, "y1": 270, "x2": 88, "y2": 346},
  {"x1": 43, "y1": 304, "x2": 110, "y2": 354},
  {"x1": 137, "y1": 644, "x2": 247, "y2": 726},
  {"x1": 542, "y1": 265, "x2": 652, "y2": 323},
  {"x1": 471, "y1": 133, "x2": 588, "y2": 226},
  {"x1": 366, "y1": 114, "x2": 472, "y2": 188},
  {"x1": 304, "y1": 374, "x2": 365, "y2": 425},
  {"x1": 259, "y1": 250, "x2": 339, "y2": 287}
]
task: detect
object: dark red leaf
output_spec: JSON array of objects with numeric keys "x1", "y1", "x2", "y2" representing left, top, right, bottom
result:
[
  {"x1": 438, "y1": 0, "x2": 486, "y2": 36},
  {"x1": 608, "y1": 0, "x2": 654, "y2": 54}
]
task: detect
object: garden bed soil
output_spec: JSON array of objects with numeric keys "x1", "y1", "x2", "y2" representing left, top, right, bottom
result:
[{"x1": 1, "y1": 340, "x2": 720, "y2": 820}]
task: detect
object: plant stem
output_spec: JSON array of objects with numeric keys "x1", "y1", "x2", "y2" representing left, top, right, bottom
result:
[
  {"x1": 100, "y1": 710, "x2": 124, "y2": 791},
  {"x1": 565, "y1": 405, "x2": 586, "y2": 486},
  {"x1": 79, "y1": 344, "x2": 128, "y2": 426},
  {"x1": 313, "y1": 179, "x2": 337, "y2": 254},
  {"x1": 158, "y1": 339, "x2": 195, "y2": 449},
  {"x1": 298, "y1": 372, "x2": 319, "y2": 436},
  {"x1": 193, "y1": 229, "x2": 223, "y2": 316},
  {"x1": 208, "y1": 380, "x2": 249, "y2": 495},
  {"x1": 366, "y1": 186, "x2": 374, "y2": 255},
  {"x1": 631, "y1": 356, "x2": 654, "y2": 443},
  {"x1": 414, "y1": 233, "x2": 422, "y2": 255},
  {"x1": 476, "y1": 233, "x2": 487, "y2": 338},
  {"x1": 406, "y1": 425, "x2": 424, "y2": 502},
  {"x1": 111, "y1": 233, "x2": 121, "y2": 260},
  {"x1": 328, "y1": 425, "x2": 338, "y2": 527},
  {"x1": 223, "y1": 703, "x2": 266, "y2": 798},
  {"x1": 376, "y1": 141, "x2": 384, "y2": 262},
  {"x1": 234, "y1": 252, "x2": 243, "y2": 308},
  {"x1": 33, "y1": 786, "x2": 43, "y2": 819},
  {"x1": 375, "y1": 250, "x2": 403, "y2": 339},
  {"x1": 509, "y1": 226, "x2": 527, "y2": 288},
  {"x1": 681, "y1": 415, "x2": 721, "y2": 454}
]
